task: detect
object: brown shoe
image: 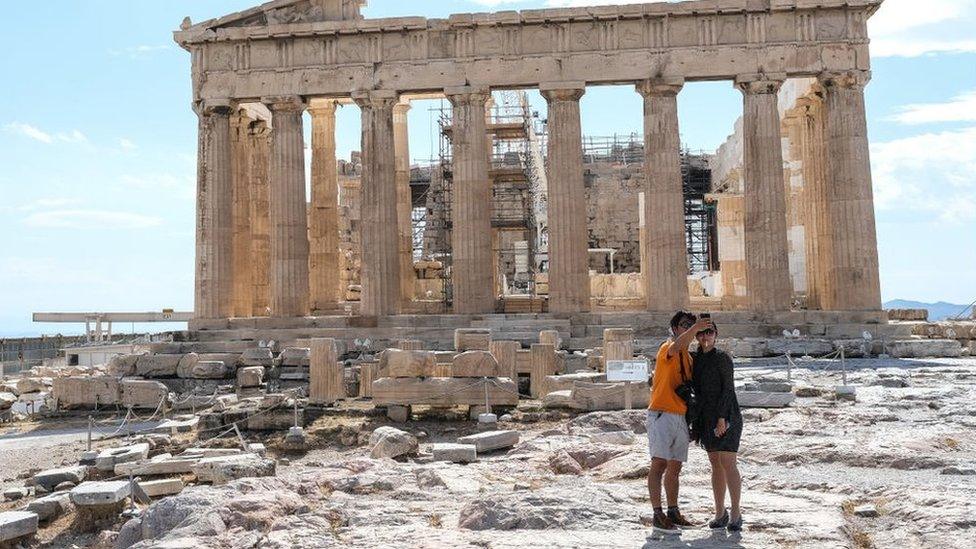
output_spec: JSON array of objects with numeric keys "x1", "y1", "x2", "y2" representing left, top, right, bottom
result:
[
  {"x1": 652, "y1": 512, "x2": 679, "y2": 534},
  {"x1": 667, "y1": 509, "x2": 696, "y2": 528}
]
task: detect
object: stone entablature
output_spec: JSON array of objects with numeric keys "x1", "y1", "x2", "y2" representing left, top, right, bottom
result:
[{"x1": 176, "y1": 0, "x2": 880, "y2": 103}]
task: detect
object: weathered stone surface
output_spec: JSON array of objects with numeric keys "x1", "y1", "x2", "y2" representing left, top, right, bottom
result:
[
  {"x1": 372, "y1": 377, "x2": 518, "y2": 407},
  {"x1": 570, "y1": 381, "x2": 650, "y2": 411},
  {"x1": 542, "y1": 390, "x2": 574, "y2": 409},
  {"x1": 2, "y1": 488, "x2": 28, "y2": 502},
  {"x1": 548, "y1": 450, "x2": 584, "y2": 475},
  {"x1": 767, "y1": 338, "x2": 835, "y2": 357},
  {"x1": 211, "y1": 457, "x2": 276, "y2": 486},
  {"x1": 279, "y1": 347, "x2": 310, "y2": 366},
  {"x1": 187, "y1": 360, "x2": 233, "y2": 379},
  {"x1": 52, "y1": 376, "x2": 120, "y2": 409},
  {"x1": 96, "y1": 443, "x2": 150, "y2": 473},
  {"x1": 33, "y1": 466, "x2": 87, "y2": 492},
  {"x1": 0, "y1": 511, "x2": 38, "y2": 543},
  {"x1": 369, "y1": 426, "x2": 418, "y2": 459},
  {"x1": 117, "y1": 517, "x2": 143, "y2": 549},
  {"x1": 455, "y1": 329, "x2": 491, "y2": 352},
  {"x1": 237, "y1": 366, "x2": 265, "y2": 388},
  {"x1": 886, "y1": 339, "x2": 962, "y2": 358},
  {"x1": 70, "y1": 481, "x2": 131, "y2": 506},
  {"x1": 567, "y1": 410, "x2": 648, "y2": 435},
  {"x1": 741, "y1": 381, "x2": 793, "y2": 393},
  {"x1": 240, "y1": 347, "x2": 274, "y2": 366},
  {"x1": 116, "y1": 458, "x2": 199, "y2": 477},
  {"x1": 176, "y1": 352, "x2": 200, "y2": 378},
  {"x1": 108, "y1": 354, "x2": 142, "y2": 377},
  {"x1": 386, "y1": 404, "x2": 410, "y2": 423},
  {"x1": 15, "y1": 377, "x2": 49, "y2": 394},
  {"x1": 0, "y1": 392, "x2": 16, "y2": 410},
  {"x1": 192, "y1": 454, "x2": 261, "y2": 483},
  {"x1": 25, "y1": 492, "x2": 70, "y2": 522},
  {"x1": 137, "y1": 479, "x2": 185, "y2": 498},
  {"x1": 381, "y1": 349, "x2": 437, "y2": 378},
  {"x1": 738, "y1": 391, "x2": 796, "y2": 408},
  {"x1": 451, "y1": 351, "x2": 504, "y2": 378},
  {"x1": 430, "y1": 443, "x2": 478, "y2": 463},
  {"x1": 246, "y1": 408, "x2": 302, "y2": 431},
  {"x1": 136, "y1": 354, "x2": 183, "y2": 377},
  {"x1": 121, "y1": 379, "x2": 169, "y2": 410},
  {"x1": 456, "y1": 430, "x2": 519, "y2": 453},
  {"x1": 545, "y1": 372, "x2": 607, "y2": 393}
]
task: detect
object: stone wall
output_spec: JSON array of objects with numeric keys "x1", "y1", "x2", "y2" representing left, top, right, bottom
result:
[{"x1": 584, "y1": 162, "x2": 643, "y2": 273}]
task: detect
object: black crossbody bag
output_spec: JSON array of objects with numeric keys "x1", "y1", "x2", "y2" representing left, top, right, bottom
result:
[{"x1": 674, "y1": 353, "x2": 701, "y2": 438}]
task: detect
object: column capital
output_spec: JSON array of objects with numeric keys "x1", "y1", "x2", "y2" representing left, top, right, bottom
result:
[
  {"x1": 540, "y1": 81, "x2": 586, "y2": 102},
  {"x1": 393, "y1": 100, "x2": 412, "y2": 115},
  {"x1": 817, "y1": 70, "x2": 871, "y2": 91},
  {"x1": 635, "y1": 77, "x2": 684, "y2": 97},
  {"x1": 262, "y1": 95, "x2": 307, "y2": 112},
  {"x1": 352, "y1": 89, "x2": 399, "y2": 110},
  {"x1": 444, "y1": 86, "x2": 491, "y2": 106},
  {"x1": 307, "y1": 98, "x2": 340, "y2": 117},
  {"x1": 734, "y1": 73, "x2": 787, "y2": 95},
  {"x1": 194, "y1": 99, "x2": 234, "y2": 116}
]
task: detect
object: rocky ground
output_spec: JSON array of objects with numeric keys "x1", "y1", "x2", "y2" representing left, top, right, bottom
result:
[{"x1": 3, "y1": 357, "x2": 976, "y2": 548}]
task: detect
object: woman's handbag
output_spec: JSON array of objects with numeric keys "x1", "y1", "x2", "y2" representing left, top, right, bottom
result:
[{"x1": 674, "y1": 353, "x2": 701, "y2": 440}]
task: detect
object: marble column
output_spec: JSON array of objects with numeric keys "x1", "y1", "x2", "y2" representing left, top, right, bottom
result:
[
  {"x1": 248, "y1": 120, "x2": 272, "y2": 316},
  {"x1": 636, "y1": 78, "x2": 690, "y2": 311},
  {"x1": 541, "y1": 83, "x2": 590, "y2": 314},
  {"x1": 796, "y1": 95, "x2": 833, "y2": 311},
  {"x1": 308, "y1": 100, "x2": 341, "y2": 312},
  {"x1": 446, "y1": 87, "x2": 494, "y2": 314},
  {"x1": 735, "y1": 74, "x2": 792, "y2": 312},
  {"x1": 393, "y1": 101, "x2": 415, "y2": 307},
  {"x1": 193, "y1": 101, "x2": 234, "y2": 320},
  {"x1": 818, "y1": 70, "x2": 882, "y2": 311},
  {"x1": 231, "y1": 110, "x2": 254, "y2": 318},
  {"x1": 264, "y1": 96, "x2": 310, "y2": 317},
  {"x1": 353, "y1": 90, "x2": 401, "y2": 316}
]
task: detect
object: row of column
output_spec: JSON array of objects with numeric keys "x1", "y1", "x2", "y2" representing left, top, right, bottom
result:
[{"x1": 194, "y1": 69, "x2": 880, "y2": 319}]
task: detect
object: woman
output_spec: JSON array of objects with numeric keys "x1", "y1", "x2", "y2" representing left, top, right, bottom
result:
[{"x1": 692, "y1": 323, "x2": 744, "y2": 532}]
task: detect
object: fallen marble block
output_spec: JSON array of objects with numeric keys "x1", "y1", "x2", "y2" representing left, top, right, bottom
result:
[
  {"x1": 33, "y1": 466, "x2": 87, "y2": 492},
  {"x1": 120, "y1": 379, "x2": 169, "y2": 410},
  {"x1": 211, "y1": 457, "x2": 276, "y2": 486},
  {"x1": 96, "y1": 443, "x2": 150, "y2": 473},
  {"x1": 457, "y1": 430, "x2": 520, "y2": 453},
  {"x1": 886, "y1": 339, "x2": 962, "y2": 358},
  {"x1": 25, "y1": 492, "x2": 70, "y2": 523},
  {"x1": 192, "y1": 454, "x2": 261, "y2": 483},
  {"x1": 545, "y1": 372, "x2": 607, "y2": 393},
  {"x1": 70, "y1": 481, "x2": 131, "y2": 507},
  {"x1": 736, "y1": 391, "x2": 795, "y2": 408},
  {"x1": 431, "y1": 443, "x2": 478, "y2": 463},
  {"x1": 137, "y1": 478, "x2": 184, "y2": 498},
  {"x1": 0, "y1": 511, "x2": 38, "y2": 545}
]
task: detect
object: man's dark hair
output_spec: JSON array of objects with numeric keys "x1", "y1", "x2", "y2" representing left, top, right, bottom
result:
[{"x1": 670, "y1": 310, "x2": 697, "y2": 330}]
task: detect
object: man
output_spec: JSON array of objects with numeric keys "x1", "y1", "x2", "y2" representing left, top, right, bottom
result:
[{"x1": 646, "y1": 310, "x2": 713, "y2": 533}]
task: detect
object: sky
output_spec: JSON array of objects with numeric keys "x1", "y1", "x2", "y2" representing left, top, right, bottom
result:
[{"x1": 1, "y1": 0, "x2": 974, "y2": 337}]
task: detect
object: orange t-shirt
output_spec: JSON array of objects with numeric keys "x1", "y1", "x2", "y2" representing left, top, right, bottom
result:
[{"x1": 649, "y1": 340, "x2": 692, "y2": 415}]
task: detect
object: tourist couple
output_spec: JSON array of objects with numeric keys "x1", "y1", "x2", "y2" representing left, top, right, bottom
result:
[{"x1": 646, "y1": 311, "x2": 743, "y2": 534}]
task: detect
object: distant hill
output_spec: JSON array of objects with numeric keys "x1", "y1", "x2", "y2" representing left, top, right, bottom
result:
[{"x1": 885, "y1": 299, "x2": 974, "y2": 321}]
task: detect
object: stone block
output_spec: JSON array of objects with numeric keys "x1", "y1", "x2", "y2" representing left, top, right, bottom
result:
[
  {"x1": 240, "y1": 347, "x2": 274, "y2": 366},
  {"x1": 279, "y1": 347, "x2": 311, "y2": 366},
  {"x1": 70, "y1": 481, "x2": 131, "y2": 506},
  {"x1": 0, "y1": 392, "x2": 16, "y2": 411},
  {"x1": 570, "y1": 381, "x2": 650, "y2": 411},
  {"x1": 135, "y1": 354, "x2": 182, "y2": 377},
  {"x1": 186, "y1": 361, "x2": 233, "y2": 379},
  {"x1": 542, "y1": 390, "x2": 574, "y2": 409},
  {"x1": 120, "y1": 380, "x2": 169, "y2": 410},
  {"x1": 381, "y1": 350, "x2": 437, "y2": 378},
  {"x1": 372, "y1": 377, "x2": 519, "y2": 407},
  {"x1": 722, "y1": 338, "x2": 768, "y2": 358},
  {"x1": 737, "y1": 391, "x2": 796, "y2": 408},
  {"x1": 137, "y1": 478, "x2": 184, "y2": 498},
  {"x1": 211, "y1": 457, "x2": 276, "y2": 486},
  {"x1": 545, "y1": 372, "x2": 607, "y2": 393},
  {"x1": 766, "y1": 338, "x2": 834, "y2": 357},
  {"x1": 455, "y1": 329, "x2": 492, "y2": 351},
  {"x1": 52, "y1": 376, "x2": 120, "y2": 409},
  {"x1": 457, "y1": 430, "x2": 520, "y2": 453},
  {"x1": 25, "y1": 492, "x2": 70, "y2": 523},
  {"x1": 237, "y1": 366, "x2": 265, "y2": 388},
  {"x1": 96, "y1": 443, "x2": 150, "y2": 473},
  {"x1": 386, "y1": 404, "x2": 411, "y2": 422},
  {"x1": 0, "y1": 511, "x2": 38, "y2": 544},
  {"x1": 246, "y1": 409, "x2": 302, "y2": 431},
  {"x1": 886, "y1": 339, "x2": 963, "y2": 358},
  {"x1": 369, "y1": 426, "x2": 418, "y2": 459},
  {"x1": 108, "y1": 354, "x2": 141, "y2": 376},
  {"x1": 539, "y1": 330, "x2": 562, "y2": 349},
  {"x1": 175, "y1": 353, "x2": 199, "y2": 378},
  {"x1": 192, "y1": 454, "x2": 261, "y2": 483},
  {"x1": 15, "y1": 378, "x2": 48, "y2": 394},
  {"x1": 115, "y1": 458, "x2": 199, "y2": 477},
  {"x1": 430, "y1": 443, "x2": 478, "y2": 463},
  {"x1": 740, "y1": 382, "x2": 793, "y2": 393},
  {"x1": 33, "y1": 466, "x2": 87, "y2": 492},
  {"x1": 451, "y1": 351, "x2": 504, "y2": 378}
]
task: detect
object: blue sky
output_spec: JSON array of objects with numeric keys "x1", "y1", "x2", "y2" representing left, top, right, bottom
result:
[{"x1": 1, "y1": 0, "x2": 974, "y2": 337}]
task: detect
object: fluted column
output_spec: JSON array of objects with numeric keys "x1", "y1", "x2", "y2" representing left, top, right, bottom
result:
[
  {"x1": 353, "y1": 90, "x2": 401, "y2": 316},
  {"x1": 231, "y1": 110, "x2": 254, "y2": 318},
  {"x1": 264, "y1": 96, "x2": 310, "y2": 317},
  {"x1": 541, "y1": 83, "x2": 590, "y2": 314},
  {"x1": 735, "y1": 74, "x2": 792, "y2": 311},
  {"x1": 796, "y1": 95, "x2": 833, "y2": 311},
  {"x1": 818, "y1": 70, "x2": 882, "y2": 311},
  {"x1": 393, "y1": 101, "x2": 415, "y2": 307},
  {"x1": 248, "y1": 120, "x2": 272, "y2": 316},
  {"x1": 446, "y1": 87, "x2": 494, "y2": 314},
  {"x1": 636, "y1": 78, "x2": 690, "y2": 311},
  {"x1": 193, "y1": 101, "x2": 234, "y2": 319},
  {"x1": 308, "y1": 100, "x2": 341, "y2": 312}
]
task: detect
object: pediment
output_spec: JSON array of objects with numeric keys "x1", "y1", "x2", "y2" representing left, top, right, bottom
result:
[{"x1": 184, "y1": 0, "x2": 366, "y2": 32}]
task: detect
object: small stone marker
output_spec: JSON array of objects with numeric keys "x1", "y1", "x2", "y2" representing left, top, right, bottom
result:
[
  {"x1": 835, "y1": 386, "x2": 857, "y2": 402},
  {"x1": 430, "y1": 443, "x2": 478, "y2": 464}
]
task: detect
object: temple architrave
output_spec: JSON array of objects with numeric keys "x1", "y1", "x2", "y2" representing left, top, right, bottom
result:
[{"x1": 176, "y1": 0, "x2": 885, "y2": 329}]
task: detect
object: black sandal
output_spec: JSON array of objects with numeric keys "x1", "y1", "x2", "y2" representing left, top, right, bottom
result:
[
  {"x1": 728, "y1": 514, "x2": 743, "y2": 532},
  {"x1": 709, "y1": 509, "x2": 729, "y2": 530}
]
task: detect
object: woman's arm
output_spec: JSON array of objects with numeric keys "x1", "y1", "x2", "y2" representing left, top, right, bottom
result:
[{"x1": 715, "y1": 353, "x2": 736, "y2": 422}]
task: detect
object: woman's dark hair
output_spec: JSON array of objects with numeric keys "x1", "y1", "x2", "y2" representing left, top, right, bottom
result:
[{"x1": 670, "y1": 310, "x2": 697, "y2": 330}]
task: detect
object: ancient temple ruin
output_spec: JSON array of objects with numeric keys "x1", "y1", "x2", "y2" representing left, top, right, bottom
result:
[{"x1": 177, "y1": 0, "x2": 885, "y2": 337}]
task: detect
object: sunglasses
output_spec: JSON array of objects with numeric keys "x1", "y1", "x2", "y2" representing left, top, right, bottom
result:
[
  {"x1": 697, "y1": 329, "x2": 715, "y2": 336},
  {"x1": 678, "y1": 320, "x2": 695, "y2": 329}
]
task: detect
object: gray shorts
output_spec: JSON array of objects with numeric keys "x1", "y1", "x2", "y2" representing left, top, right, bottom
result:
[{"x1": 646, "y1": 410, "x2": 690, "y2": 462}]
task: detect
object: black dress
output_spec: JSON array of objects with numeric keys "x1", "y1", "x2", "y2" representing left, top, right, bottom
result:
[{"x1": 691, "y1": 347, "x2": 743, "y2": 453}]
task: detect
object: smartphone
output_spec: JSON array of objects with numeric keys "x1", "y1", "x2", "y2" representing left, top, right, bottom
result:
[{"x1": 700, "y1": 313, "x2": 711, "y2": 320}]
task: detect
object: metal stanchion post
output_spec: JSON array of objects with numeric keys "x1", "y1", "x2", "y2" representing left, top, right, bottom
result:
[
  {"x1": 841, "y1": 347, "x2": 847, "y2": 386},
  {"x1": 87, "y1": 416, "x2": 93, "y2": 451}
]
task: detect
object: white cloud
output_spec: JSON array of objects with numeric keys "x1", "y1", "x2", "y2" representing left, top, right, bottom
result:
[
  {"x1": 871, "y1": 126, "x2": 976, "y2": 223},
  {"x1": 119, "y1": 138, "x2": 138, "y2": 150},
  {"x1": 56, "y1": 130, "x2": 88, "y2": 144},
  {"x1": 887, "y1": 90, "x2": 976, "y2": 125},
  {"x1": 3, "y1": 122, "x2": 53, "y2": 143},
  {"x1": 870, "y1": 0, "x2": 976, "y2": 57},
  {"x1": 18, "y1": 198, "x2": 79, "y2": 212},
  {"x1": 23, "y1": 210, "x2": 163, "y2": 229}
]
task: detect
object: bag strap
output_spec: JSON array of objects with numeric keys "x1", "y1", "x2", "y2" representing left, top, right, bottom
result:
[{"x1": 677, "y1": 350, "x2": 690, "y2": 384}]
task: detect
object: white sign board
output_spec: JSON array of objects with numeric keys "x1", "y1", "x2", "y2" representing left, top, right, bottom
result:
[{"x1": 606, "y1": 359, "x2": 649, "y2": 382}]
